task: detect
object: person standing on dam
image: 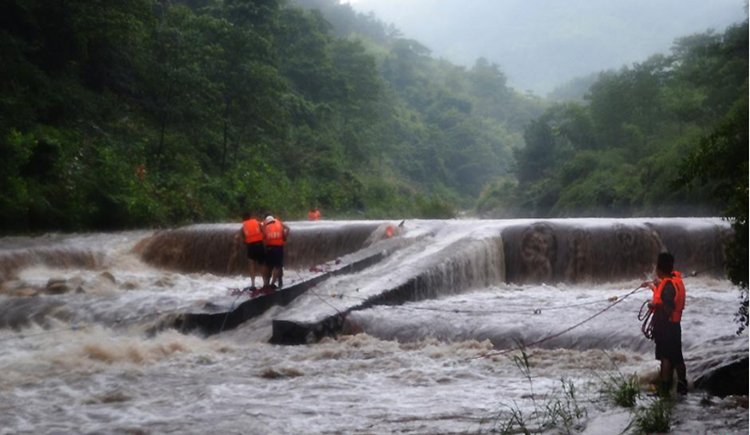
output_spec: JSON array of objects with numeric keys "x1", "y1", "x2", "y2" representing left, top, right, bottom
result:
[
  {"x1": 640, "y1": 252, "x2": 688, "y2": 396},
  {"x1": 238, "y1": 212, "x2": 267, "y2": 290},
  {"x1": 264, "y1": 215, "x2": 290, "y2": 289}
]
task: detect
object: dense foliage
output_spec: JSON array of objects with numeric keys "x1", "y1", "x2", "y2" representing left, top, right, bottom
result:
[
  {"x1": 477, "y1": 21, "x2": 748, "y2": 220},
  {"x1": 475, "y1": 20, "x2": 749, "y2": 326},
  {"x1": 0, "y1": 0, "x2": 542, "y2": 232},
  {"x1": 680, "y1": 78, "x2": 749, "y2": 331},
  {"x1": 1, "y1": 0, "x2": 747, "y2": 309}
]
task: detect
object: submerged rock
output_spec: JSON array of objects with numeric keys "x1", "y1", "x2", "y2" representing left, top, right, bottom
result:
[
  {"x1": 689, "y1": 336, "x2": 749, "y2": 398},
  {"x1": 694, "y1": 356, "x2": 749, "y2": 397},
  {"x1": 45, "y1": 283, "x2": 70, "y2": 295}
]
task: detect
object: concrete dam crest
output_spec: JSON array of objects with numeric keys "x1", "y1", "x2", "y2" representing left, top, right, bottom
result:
[{"x1": 128, "y1": 218, "x2": 729, "y2": 344}]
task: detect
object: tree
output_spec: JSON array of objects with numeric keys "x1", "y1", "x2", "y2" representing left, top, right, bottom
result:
[{"x1": 680, "y1": 90, "x2": 748, "y2": 332}]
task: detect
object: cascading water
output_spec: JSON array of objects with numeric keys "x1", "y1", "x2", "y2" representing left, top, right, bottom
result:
[{"x1": 0, "y1": 218, "x2": 746, "y2": 435}]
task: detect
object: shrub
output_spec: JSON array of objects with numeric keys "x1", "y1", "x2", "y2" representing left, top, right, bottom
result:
[
  {"x1": 601, "y1": 373, "x2": 640, "y2": 408},
  {"x1": 634, "y1": 397, "x2": 672, "y2": 434}
]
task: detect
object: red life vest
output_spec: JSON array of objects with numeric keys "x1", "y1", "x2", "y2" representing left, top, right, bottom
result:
[
  {"x1": 314, "y1": 210, "x2": 320, "y2": 220},
  {"x1": 651, "y1": 271, "x2": 686, "y2": 322},
  {"x1": 242, "y1": 219, "x2": 263, "y2": 244},
  {"x1": 308, "y1": 211, "x2": 317, "y2": 221},
  {"x1": 265, "y1": 220, "x2": 285, "y2": 246}
]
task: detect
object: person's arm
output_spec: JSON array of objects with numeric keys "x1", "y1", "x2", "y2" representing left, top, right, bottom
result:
[{"x1": 282, "y1": 223, "x2": 290, "y2": 241}]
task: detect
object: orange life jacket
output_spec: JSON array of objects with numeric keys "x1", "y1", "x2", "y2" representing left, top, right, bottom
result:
[
  {"x1": 242, "y1": 219, "x2": 263, "y2": 244},
  {"x1": 651, "y1": 271, "x2": 686, "y2": 322},
  {"x1": 265, "y1": 220, "x2": 285, "y2": 246},
  {"x1": 308, "y1": 211, "x2": 317, "y2": 221},
  {"x1": 314, "y1": 210, "x2": 320, "y2": 220}
]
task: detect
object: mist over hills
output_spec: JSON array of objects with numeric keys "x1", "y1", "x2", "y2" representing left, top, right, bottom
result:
[{"x1": 346, "y1": 0, "x2": 745, "y2": 95}]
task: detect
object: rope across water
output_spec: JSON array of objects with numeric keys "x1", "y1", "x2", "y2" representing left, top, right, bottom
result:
[{"x1": 0, "y1": 264, "x2": 721, "y2": 345}]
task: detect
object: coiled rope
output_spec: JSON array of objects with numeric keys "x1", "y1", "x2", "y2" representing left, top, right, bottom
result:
[{"x1": 638, "y1": 299, "x2": 654, "y2": 340}]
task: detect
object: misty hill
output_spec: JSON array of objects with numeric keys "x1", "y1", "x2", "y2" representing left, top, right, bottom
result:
[{"x1": 348, "y1": 0, "x2": 746, "y2": 95}]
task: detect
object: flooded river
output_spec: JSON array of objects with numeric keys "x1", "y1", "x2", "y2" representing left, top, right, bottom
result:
[{"x1": 0, "y1": 219, "x2": 746, "y2": 434}]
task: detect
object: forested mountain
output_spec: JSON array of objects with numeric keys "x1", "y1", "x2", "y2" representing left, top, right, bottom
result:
[
  {"x1": 477, "y1": 20, "x2": 748, "y2": 220},
  {"x1": 0, "y1": 0, "x2": 542, "y2": 232},
  {"x1": 0, "y1": 0, "x2": 747, "y2": 236}
]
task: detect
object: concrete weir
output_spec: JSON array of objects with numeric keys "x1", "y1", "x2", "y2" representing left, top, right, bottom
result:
[
  {"x1": 272, "y1": 234, "x2": 506, "y2": 344},
  {"x1": 139, "y1": 221, "x2": 384, "y2": 275},
  {"x1": 174, "y1": 246, "x2": 390, "y2": 334},
  {"x1": 269, "y1": 218, "x2": 729, "y2": 345},
  {"x1": 169, "y1": 224, "x2": 417, "y2": 335},
  {"x1": 137, "y1": 218, "x2": 729, "y2": 343}
]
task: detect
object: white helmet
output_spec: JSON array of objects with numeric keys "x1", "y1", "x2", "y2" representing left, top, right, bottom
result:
[{"x1": 265, "y1": 215, "x2": 275, "y2": 224}]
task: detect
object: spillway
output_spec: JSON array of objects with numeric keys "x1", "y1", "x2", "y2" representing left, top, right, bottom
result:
[{"x1": 0, "y1": 218, "x2": 746, "y2": 435}]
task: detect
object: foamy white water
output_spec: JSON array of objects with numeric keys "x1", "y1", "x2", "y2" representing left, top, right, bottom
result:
[{"x1": 0, "y1": 219, "x2": 746, "y2": 434}]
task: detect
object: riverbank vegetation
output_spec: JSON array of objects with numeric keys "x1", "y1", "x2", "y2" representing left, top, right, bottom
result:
[
  {"x1": 476, "y1": 20, "x2": 748, "y2": 219},
  {"x1": 474, "y1": 19, "x2": 748, "y2": 311},
  {"x1": 0, "y1": 0, "x2": 542, "y2": 232}
]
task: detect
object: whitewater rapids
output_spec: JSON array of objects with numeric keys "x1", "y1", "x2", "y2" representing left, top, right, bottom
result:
[{"x1": 0, "y1": 219, "x2": 746, "y2": 434}]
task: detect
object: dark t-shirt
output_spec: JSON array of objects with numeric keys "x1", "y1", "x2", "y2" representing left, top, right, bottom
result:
[
  {"x1": 654, "y1": 281, "x2": 677, "y2": 333},
  {"x1": 661, "y1": 281, "x2": 676, "y2": 314},
  {"x1": 653, "y1": 281, "x2": 683, "y2": 363}
]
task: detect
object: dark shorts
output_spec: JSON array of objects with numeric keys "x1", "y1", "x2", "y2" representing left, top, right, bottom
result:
[
  {"x1": 246, "y1": 242, "x2": 265, "y2": 264},
  {"x1": 266, "y1": 246, "x2": 284, "y2": 269},
  {"x1": 654, "y1": 321, "x2": 684, "y2": 364}
]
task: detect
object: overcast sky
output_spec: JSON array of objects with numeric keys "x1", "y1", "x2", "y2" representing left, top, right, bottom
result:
[{"x1": 345, "y1": 0, "x2": 746, "y2": 95}]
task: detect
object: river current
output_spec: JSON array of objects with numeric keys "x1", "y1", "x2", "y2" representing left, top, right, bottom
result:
[{"x1": 0, "y1": 219, "x2": 746, "y2": 434}]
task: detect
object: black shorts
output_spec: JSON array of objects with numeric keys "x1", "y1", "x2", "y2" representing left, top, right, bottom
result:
[
  {"x1": 654, "y1": 321, "x2": 684, "y2": 364},
  {"x1": 246, "y1": 242, "x2": 265, "y2": 264},
  {"x1": 266, "y1": 246, "x2": 284, "y2": 269}
]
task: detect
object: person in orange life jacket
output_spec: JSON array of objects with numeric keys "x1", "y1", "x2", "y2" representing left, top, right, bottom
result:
[
  {"x1": 639, "y1": 252, "x2": 687, "y2": 396},
  {"x1": 307, "y1": 207, "x2": 321, "y2": 221},
  {"x1": 236, "y1": 212, "x2": 267, "y2": 289},
  {"x1": 264, "y1": 215, "x2": 290, "y2": 289}
]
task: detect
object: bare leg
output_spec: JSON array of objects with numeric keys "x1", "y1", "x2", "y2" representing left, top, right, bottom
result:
[
  {"x1": 676, "y1": 362, "x2": 686, "y2": 382},
  {"x1": 660, "y1": 359, "x2": 673, "y2": 383},
  {"x1": 676, "y1": 362, "x2": 688, "y2": 394},
  {"x1": 249, "y1": 261, "x2": 256, "y2": 288},
  {"x1": 264, "y1": 266, "x2": 272, "y2": 287},
  {"x1": 659, "y1": 359, "x2": 673, "y2": 396}
]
